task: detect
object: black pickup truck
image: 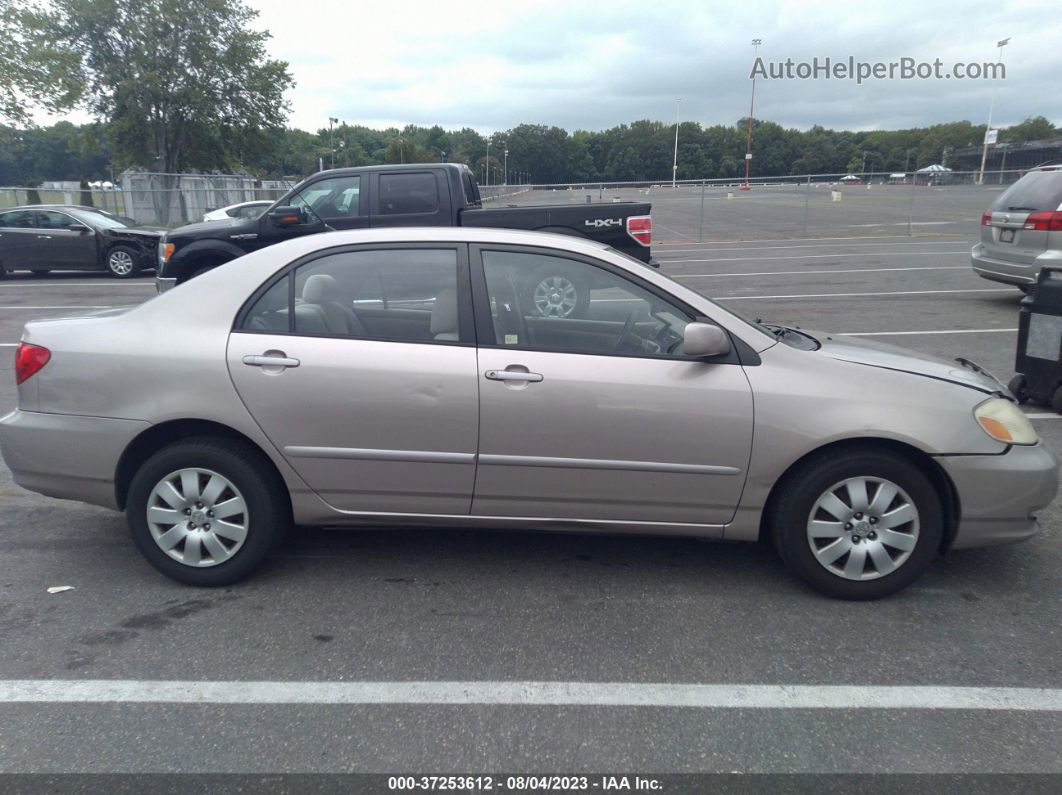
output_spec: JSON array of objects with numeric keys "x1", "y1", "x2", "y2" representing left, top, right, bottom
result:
[{"x1": 156, "y1": 164, "x2": 655, "y2": 307}]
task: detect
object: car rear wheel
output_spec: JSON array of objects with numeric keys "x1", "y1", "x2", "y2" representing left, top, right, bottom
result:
[
  {"x1": 106, "y1": 245, "x2": 141, "y2": 278},
  {"x1": 769, "y1": 448, "x2": 942, "y2": 600},
  {"x1": 127, "y1": 437, "x2": 289, "y2": 585}
]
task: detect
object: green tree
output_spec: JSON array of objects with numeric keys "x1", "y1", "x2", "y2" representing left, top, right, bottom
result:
[
  {"x1": 0, "y1": 0, "x2": 82, "y2": 125},
  {"x1": 25, "y1": 0, "x2": 293, "y2": 175},
  {"x1": 1001, "y1": 116, "x2": 1059, "y2": 143}
]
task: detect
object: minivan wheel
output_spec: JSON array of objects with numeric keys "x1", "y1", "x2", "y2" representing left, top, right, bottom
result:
[
  {"x1": 769, "y1": 449, "x2": 942, "y2": 600},
  {"x1": 127, "y1": 437, "x2": 289, "y2": 586},
  {"x1": 106, "y1": 245, "x2": 141, "y2": 278}
]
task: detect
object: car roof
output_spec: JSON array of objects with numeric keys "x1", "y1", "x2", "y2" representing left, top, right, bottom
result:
[{"x1": 5, "y1": 204, "x2": 108, "y2": 212}]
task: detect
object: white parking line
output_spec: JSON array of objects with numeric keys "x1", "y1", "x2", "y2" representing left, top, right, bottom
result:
[
  {"x1": 0, "y1": 343, "x2": 17, "y2": 347},
  {"x1": 0, "y1": 282, "x2": 154, "y2": 288},
  {"x1": 659, "y1": 251, "x2": 969, "y2": 264},
  {"x1": 674, "y1": 266, "x2": 968, "y2": 279},
  {"x1": 656, "y1": 235, "x2": 969, "y2": 246},
  {"x1": 0, "y1": 680, "x2": 1058, "y2": 711},
  {"x1": 1026, "y1": 413, "x2": 1062, "y2": 419},
  {"x1": 840, "y1": 328, "x2": 1018, "y2": 336},
  {"x1": 0, "y1": 305, "x2": 115, "y2": 310},
  {"x1": 716, "y1": 288, "x2": 1012, "y2": 301},
  {"x1": 658, "y1": 240, "x2": 971, "y2": 254}
]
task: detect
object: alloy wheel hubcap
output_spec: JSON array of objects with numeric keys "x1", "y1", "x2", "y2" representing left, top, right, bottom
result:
[
  {"x1": 146, "y1": 468, "x2": 249, "y2": 567},
  {"x1": 533, "y1": 276, "x2": 578, "y2": 317},
  {"x1": 109, "y1": 251, "x2": 133, "y2": 274},
  {"x1": 806, "y1": 476, "x2": 919, "y2": 581}
]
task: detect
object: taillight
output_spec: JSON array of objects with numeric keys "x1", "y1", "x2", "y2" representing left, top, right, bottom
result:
[
  {"x1": 1023, "y1": 211, "x2": 1062, "y2": 232},
  {"x1": 981, "y1": 211, "x2": 993, "y2": 226},
  {"x1": 627, "y1": 215, "x2": 652, "y2": 246},
  {"x1": 15, "y1": 342, "x2": 50, "y2": 385}
]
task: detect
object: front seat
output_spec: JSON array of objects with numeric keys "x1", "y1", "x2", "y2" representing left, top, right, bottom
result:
[
  {"x1": 431, "y1": 287, "x2": 459, "y2": 341},
  {"x1": 301, "y1": 273, "x2": 367, "y2": 336}
]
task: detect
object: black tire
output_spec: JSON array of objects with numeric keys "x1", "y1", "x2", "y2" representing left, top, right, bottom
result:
[
  {"x1": 1050, "y1": 386, "x2": 1062, "y2": 415},
  {"x1": 105, "y1": 245, "x2": 142, "y2": 279},
  {"x1": 1008, "y1": 374, "x2": 1029, "y2": 404},
  {"x1": 523, "y1": 264, "x2": 591, "y2": 318},
  {"x1": 126, "y1": 436, "x2": 289, "y2": 586},
  {"x1": 768, "y1": 447, "x2": 943, "y2": 600}
]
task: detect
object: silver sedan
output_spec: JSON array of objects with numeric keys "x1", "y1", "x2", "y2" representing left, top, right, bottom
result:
[{"x1": 1, "y1": 227, "x2": 1057, "y2": 599}]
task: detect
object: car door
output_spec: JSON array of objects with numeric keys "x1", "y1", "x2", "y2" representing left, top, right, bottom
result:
[
  {"x1": 0, "y1": 209, "x2": 41, "y2": 271},
  {"x1": 227, "y1": 244, "x2": 479, "y2": 514},
  {"x1": 33, "y1": 210, "x2": 98, "y2": 269},
  {"x1": 256, "y1": 174, "x2": 368, "y2": 250},
  {"x1": 470, "y1": 245, "x2": 754, "y2": 527}
]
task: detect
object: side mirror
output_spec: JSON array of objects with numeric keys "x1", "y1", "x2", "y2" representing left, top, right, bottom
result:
[
  {"x1": 268, "y1": 206, "x2": 306, "y2": 227},
  {"x1": 682, "y1": 322, "x2": 731, "y2": 358},
  {"x1": 67, "y1": 223, "x2": 91, "y2": 234}
]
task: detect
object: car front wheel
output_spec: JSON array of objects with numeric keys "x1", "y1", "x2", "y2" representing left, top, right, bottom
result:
[
  {"x1": 126, "y1": 437, "x2": 289, "y2": 585},
  {"x1": 769, "y1": 448, "x2": 943, "y2": 600},
  {"x1": 106, "y1": 245, "x2": 141, "y2": 278}
]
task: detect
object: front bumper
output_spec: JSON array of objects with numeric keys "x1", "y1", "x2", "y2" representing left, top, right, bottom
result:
[
  {"x1": 936, "y1": 442, "x2": 1060, "y2": 549},
  {"x1": 0, "y1": 409, "x2": 149, "y2": 510}
]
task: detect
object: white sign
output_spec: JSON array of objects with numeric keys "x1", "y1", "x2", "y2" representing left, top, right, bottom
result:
[
  {"x1": 984, "y1": 128, "x2": 999, "y2": 145},
  {"x1": 745, "y1": 153, "x2": 753, "y2": 160}
]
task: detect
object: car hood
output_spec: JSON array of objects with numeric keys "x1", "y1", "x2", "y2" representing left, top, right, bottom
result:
[
  {"x1": 812, "y1": 331, "x2": 1004, "y2": 394},
  {"x1": 170, "y1": 218, "x2": 248, "y2": 238},
  {"x1": 105, "y1": 226, "x2": 166, "y2": 238}
]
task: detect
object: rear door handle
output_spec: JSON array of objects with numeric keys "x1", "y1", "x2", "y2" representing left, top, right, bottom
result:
[
  {"x1": 243, "y1": 354, "x2": 300, "y2": 368},
  {"x1": 485, "y1": 369, "x2": 543, "y2": 382}
]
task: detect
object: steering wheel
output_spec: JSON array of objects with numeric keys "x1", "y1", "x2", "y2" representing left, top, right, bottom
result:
[{"x1": 615, "y1": 309, "x2": 640, "y2": 351}]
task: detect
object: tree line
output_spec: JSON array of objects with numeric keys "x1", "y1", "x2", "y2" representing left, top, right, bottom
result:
[{"x1": 2, "y1": 1, "x2": 1058, "y2": 188}]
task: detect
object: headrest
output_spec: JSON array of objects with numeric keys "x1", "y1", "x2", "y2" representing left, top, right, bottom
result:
[
  {"x1": 430, "y1": 287, "x2": 458, "y2": 334},
  {"x1": 302, "y1": 273, "x2": 338, "y2": 304}
]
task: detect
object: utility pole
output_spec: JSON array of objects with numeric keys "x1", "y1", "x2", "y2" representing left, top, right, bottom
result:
[
  {"x1": 328, "y1": 117, "x2": 338, "y2": 169},
  {"x1": 977, "y1": 37, "x2": 1010, "y2": 185},
  {"x1": 742, "y1": 38, "x2": 762, "y2": 191},
  {"x1": 671, "y1": 98, "x2": 682, "y2": 188},
  {"x1": 485, "y1": 137, "x2": 491, "y2": 186},
  {"x1": 504, "y1": 148, "x2": 509, "y2": 185}
]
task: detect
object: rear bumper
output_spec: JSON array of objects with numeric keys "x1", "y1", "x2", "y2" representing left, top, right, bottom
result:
[
  {"x1": 936, "y1": 443, "x2": 1060, "y2": 549},
  {"x1": 0, "y1": 409, "x2": 148, "y2": 510},
  {"x1": 971, "y1": 243, "x2": 1062, "y2": 287}
]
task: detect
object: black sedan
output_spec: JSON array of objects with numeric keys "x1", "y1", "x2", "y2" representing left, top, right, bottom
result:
[{"x1": 0, "y1": 205, "x2": 164, "y2": 279}]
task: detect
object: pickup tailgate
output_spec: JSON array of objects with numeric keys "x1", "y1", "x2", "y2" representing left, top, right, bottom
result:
[{"x1": 459, "y1": 201, "x2": 653, "y2": 262}]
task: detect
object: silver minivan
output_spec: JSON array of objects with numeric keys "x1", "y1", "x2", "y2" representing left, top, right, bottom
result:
[{"x1": 972, "y1": 165, "x2": 1062, "y2": 289}]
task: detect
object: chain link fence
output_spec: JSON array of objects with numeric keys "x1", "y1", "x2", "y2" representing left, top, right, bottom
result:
[{"x1": 0, "y1": 168, "x2": 1038, "y2": 240}]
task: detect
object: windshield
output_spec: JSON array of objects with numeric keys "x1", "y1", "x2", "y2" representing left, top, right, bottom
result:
[{"x1": 990, "y1": 171, "x2": 1062, "y2": 212}]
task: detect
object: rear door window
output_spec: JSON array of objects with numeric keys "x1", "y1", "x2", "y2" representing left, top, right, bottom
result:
[
  {"x1": 378, "y1": 173, "x2": 439, "y2": 215},
  {"x1": 991, "y1": 172, "x2": 1062, "y2": 212},
  {"x1": 0, "y1": 210, "x2": 37, "y2": 228}
]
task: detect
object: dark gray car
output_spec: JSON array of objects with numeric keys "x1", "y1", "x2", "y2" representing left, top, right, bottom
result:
[{"x1": 0, "y1": 205, "x2": 164, "y2": 279}]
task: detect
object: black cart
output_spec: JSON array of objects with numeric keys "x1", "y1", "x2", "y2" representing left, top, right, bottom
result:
[{"x1": 1010, "y1": 266, "x2": 1062, "y2": 412}]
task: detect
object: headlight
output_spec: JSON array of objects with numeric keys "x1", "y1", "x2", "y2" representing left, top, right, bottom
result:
[{"x1": 973, "y1": 398, "x2": 1038, "y2": 445}]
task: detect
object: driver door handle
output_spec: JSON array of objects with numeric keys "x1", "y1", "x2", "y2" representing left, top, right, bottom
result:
[
  {"x1": 485, "y1": 369, "x2": 543, "y2": 383},
  {"x1": 243, "y1": 354, "x2": 300, "y2": 368}
]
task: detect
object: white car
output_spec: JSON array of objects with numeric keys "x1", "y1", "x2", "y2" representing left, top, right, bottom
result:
[{"x1": 202, "y1": 200, "x2": 273, "y2": 223}]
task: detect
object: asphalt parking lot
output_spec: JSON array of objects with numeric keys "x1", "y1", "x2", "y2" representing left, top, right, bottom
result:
[{"x1": 0, "y1": 221, "x2": 1060, "y2": 778}]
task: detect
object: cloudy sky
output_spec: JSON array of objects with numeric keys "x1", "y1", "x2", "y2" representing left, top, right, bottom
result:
[{"x1": 249, "y1": 0, "x2": 1059, "y2": 134}]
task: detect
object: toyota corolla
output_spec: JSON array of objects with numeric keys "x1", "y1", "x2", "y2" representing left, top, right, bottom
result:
[{"x1": 1, "y1": 228, "x2": 1056, "y2": 599}]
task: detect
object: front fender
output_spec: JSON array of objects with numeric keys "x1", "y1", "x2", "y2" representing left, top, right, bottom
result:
[{"x1": 162, "y1": 239, "x2": 246, "y2": 280}]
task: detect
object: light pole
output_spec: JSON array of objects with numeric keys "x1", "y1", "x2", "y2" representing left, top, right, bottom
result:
[
  {"x1": 999, "y1": 142, "x2": 1010, "y2": 184},
  {"x1": 904, "y1": 148, "x2": 914, "y2": 175},
  {"x1": 485, "y1": 137, "x2": 491, "y2": 186},
  {"x1": 504, "y1": 149, "x2": 509, "y2": 185},
  {"x1": 328, "y1": 117, "x2": 339, "y2": 169},
  {"x1": 671, "y1": 98, "x2": 682, "y2": 188},
  {"x1": 977, "y1": 37, "x2": 1010, "y2": 185},
  {"x1": 742, "y1": 38, "x2": 762, "y2": 191}
]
